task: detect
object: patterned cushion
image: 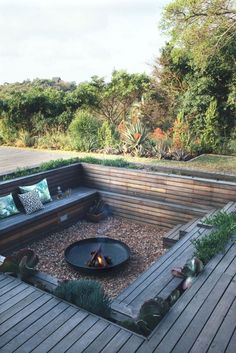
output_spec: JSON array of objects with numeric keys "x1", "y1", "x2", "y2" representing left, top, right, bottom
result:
[
  {"x1": 18, "y1": 190, "x2": 44, "y2": 214},
  {"x1": 0, "y1": 193, "x2": 20, "y2": 219},
  {"x1": 19, "y1": 178, "x2": 52, "y2": 204}
]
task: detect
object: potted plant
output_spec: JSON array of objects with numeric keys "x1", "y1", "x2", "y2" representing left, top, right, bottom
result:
[{"x1": 86, "y1": 200, "x2": 111, "y2": 222}]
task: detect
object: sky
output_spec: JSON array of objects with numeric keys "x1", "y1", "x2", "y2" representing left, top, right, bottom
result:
[{"x1": 0, "y1": 0, "x2": 170, "y2": 84}]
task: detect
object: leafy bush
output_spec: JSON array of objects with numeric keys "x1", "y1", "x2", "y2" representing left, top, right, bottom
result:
[
  {"x1": 69, "y1": 110, "x2": 102, "y2": 151},
  {"x1": 54, "y1": 279, "x2": 111, "y2": 318},
  {"x1": 97, "y1": 121, "x2": 114, "y2": 149},
  {"x1": 0, "y1": 117, "x2": 18, "y2": 144},
  {"x1": 200, "y1": 100, "x2": 221, "y2": 152},
  {"x1": 227, "y1": 128, "x2": 236, "y2": 155},
  {"x1": 37, "y1": 130, "x2": 72, "y2": 150},
  {"x1": 193, "y1": 211, "x2": 236, "y2": 264},
  {"x1": 15, "y1": 130, "x2": 37, "y2": 148}
]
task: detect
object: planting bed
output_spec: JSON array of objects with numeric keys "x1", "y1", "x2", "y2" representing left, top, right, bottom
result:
[{"x1": 22, "y1": 216, "x2": 167, "y2": 298}]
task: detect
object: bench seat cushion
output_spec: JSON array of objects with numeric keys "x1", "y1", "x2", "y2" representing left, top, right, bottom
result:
[{"x1": 0, "y1": 187, "x2": 97, "y2": 234}]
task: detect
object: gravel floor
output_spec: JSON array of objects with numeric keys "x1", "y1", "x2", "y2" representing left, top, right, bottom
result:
[{"x1": 26, "y1": 217, "x2": 167, "y2": 299}]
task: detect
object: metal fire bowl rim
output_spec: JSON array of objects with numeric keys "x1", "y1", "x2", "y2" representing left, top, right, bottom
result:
[{"x1": 64, "y1": 237, "x2": 130, "y2": 273}]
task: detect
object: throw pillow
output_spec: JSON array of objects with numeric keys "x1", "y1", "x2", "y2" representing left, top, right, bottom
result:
[
  {"x1": 18, "y1": 190, "x2": 44, "y2": 214},
  {"x1": 19, "y1": 178, "x2": 52, "y2": 204},
  {"x1": 0, "y1": 193, "x2": 20, "y2": 219}
]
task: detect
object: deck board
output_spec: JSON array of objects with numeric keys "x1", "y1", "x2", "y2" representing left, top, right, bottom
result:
[
  {"x1": 225, "y1": 327, "x2": 236, "y2": 353},
  {"x1": 31, "y1": 310, "x2": 88, "y2": 353},
  {"x1": 49, "y1": 315, "x2": 99, "y2": 353}
]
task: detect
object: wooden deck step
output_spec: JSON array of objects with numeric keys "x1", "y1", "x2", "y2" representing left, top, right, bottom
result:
[
  {"x1": 163, "y1": 200, "x2": 235, "y2": 249},
  {"x1": 162, "y1": 224, "x2": 183, "y2": 248}
]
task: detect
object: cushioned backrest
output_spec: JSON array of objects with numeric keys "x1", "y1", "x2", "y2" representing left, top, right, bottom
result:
[{"x1": 0, "y1": 163, "x2": 82, "y2": 209}]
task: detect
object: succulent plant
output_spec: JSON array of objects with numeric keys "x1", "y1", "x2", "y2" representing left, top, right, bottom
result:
[
  {"x1": 0, "y1": 249, "x2": 39, "y2": 279},
  {"x1": 120, "y1": 297, "x2": 170, "y2": 336},
  {"x1": 171, "y1": 257, "x2": 204, "y2": 290}
]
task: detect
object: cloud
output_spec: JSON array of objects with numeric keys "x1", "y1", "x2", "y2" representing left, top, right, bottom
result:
[{"x1": 0, "y1": 0, "x2": 169, "y2": 83}]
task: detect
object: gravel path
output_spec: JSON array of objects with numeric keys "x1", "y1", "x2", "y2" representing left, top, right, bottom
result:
[{"x1": 26, "y1": 217, "x2": 167, "y2": 298}]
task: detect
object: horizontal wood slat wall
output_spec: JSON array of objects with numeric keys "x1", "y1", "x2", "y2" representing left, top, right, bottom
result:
[
  {"x1": 82, "y1": 164, "x2": 236, "y2": 226},
  {"x1": 101, "y1": 191, "x2": 206, "y2": 228},
  {"x1": 82, "y1": 164, "x2": 236, "y2": 209}
]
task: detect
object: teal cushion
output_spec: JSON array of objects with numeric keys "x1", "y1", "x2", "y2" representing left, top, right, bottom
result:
[
  {"x1": 0, "y1": 193, "x2": 20, "y2": 219},
  {"x1": 19, "y1": 178, "x2": 52, "y2": 204}
]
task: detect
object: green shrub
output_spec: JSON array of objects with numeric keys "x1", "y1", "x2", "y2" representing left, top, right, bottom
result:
[
  {"x1": 54, "y1": 279, "x2": 111, "y2": 318},
  {"x1": 0, "y1": 117, "x2": 18, "y2": 144},
  {"x1": 1, "y1": 156, "x2": 131, "y2": 181},
  {"x1": 193, "y1": 211, "x2": 236, "y2": 264},
  {"x1": 227, "y1": 128, "x2": 236, "y2": 155},
  {"x1": 98, "y1": 121, "x2": 114, "y2": 149},
  {"x1": 200, "y1": 100, "x2": 221, "y2": 152},
  {"x1": 37, "y1": 130, "x2": 72, "y2": 150},
  {"x1": 69, "y1": 110, "x2": 102, "y2": 151},
  {"x1": 2, "y1": 158, "x2": 80, "y2": 180},
  {"x1": 15, "y1": 130, "x2": 37, "y2": 148}
]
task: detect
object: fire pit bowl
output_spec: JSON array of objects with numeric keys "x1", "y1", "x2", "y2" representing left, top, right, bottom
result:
[{"x1": 64, "y1": 237, "x2": 130, "y2": 274}]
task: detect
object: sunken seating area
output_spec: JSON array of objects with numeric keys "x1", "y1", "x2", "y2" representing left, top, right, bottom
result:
[{"x1": 1, "y1": 162, "x2": 236, "y2": 253}]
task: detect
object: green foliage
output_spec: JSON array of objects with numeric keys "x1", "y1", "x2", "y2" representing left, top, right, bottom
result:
[
  {"x1": 37, "y1": 130, "x2": 72, "y2": 150},
  {"x1": 97, "y1": 121, "x2": 114, "y2": 149},
  {"x1": 120, "y1": 119, "x2": 150, "y2": 156},
  {"x1": 200, "y1": 100, "x2": 221, "y2": 152},
  {"x1": 15, "y1": 130, "x2": 37, "y2": 148},
  {"x1": 89, "y1": 71, "x2": 151, "y2": 124},
  {"x1": 0, "y1": 249, "x2": 39, "y2": 280},
  {"x1": 155, "y1": 0, "x2": 236, "y2": 151},
  {"x1": 161, "y1": 0, "x2": 236, "y2": 68},
  {"x1": 54, "y1": 280, "x2": 111, "y2": 318},
  {"x1": 227, "y1": 128, "x2": 236, "y2": 155},
  {"x1": 69, "y1": 110, "x2": 102, "y2": 151},
  {"x1": 2, "y1": 157, "x2": 130, "y2": 181},
  {"x1": 193, "y1": 211, "x2": 236, "y2": 264},
  {"x1": 2, "y1": 158, "x2": 80, "y2": 180}
]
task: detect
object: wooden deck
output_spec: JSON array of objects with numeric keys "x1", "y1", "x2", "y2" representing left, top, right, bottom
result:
[
  {"x1": 1, "y1": 202, "x2": 236, "y2": 352},
  {"x1": 1, "y1": 233, "x2": 235, "y2": 353},
  {"x1": 0, "y1": 274, "x2": 145, "y2": 353}
]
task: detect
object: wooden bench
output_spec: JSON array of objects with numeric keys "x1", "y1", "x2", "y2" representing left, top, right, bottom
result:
[{"x1": 0, "y1": 164, "x2": 98, "y2": 253}]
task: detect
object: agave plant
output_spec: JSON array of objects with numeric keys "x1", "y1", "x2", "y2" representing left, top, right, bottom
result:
[
  {"x1": 122, "y1": 119, "x2": 149, "y2": 156},
  {"x1": 171, "y1": 257, "x2": 204, "y2": 290},
  {"x1": 0, "y1": 249, "x2": 39, "y2": 280},
  {"x1": 120, "y1": 297, "x2": 170, "y2": 336}
]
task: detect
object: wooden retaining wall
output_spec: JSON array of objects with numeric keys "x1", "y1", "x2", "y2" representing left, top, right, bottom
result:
[{"x1": 82, "y1": 164, "x2": 236, "y2": 227}]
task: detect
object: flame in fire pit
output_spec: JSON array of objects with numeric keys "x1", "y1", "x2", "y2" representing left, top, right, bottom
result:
[
  {"x1": 87, "y1": 244, "x2": 112, "y2": 268},
  {"x1": 97, "y1": 255, "x2": 103, "y2": 266}
]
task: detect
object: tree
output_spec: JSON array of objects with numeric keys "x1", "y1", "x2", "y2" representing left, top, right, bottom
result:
[
  {"x1": 152, "y1": 0, "x2": 236, "y2": 145},
  {"x1": 73, "y1": 71, "x2": 151, "y2": 124},
  {"x1": 161, "y1": 0, "x2": 236, "y2": 68}
]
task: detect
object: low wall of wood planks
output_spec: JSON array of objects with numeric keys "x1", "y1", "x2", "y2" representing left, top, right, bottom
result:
[{"x1": 82, "y1": 163, "x2": 236, "y2": 228}]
